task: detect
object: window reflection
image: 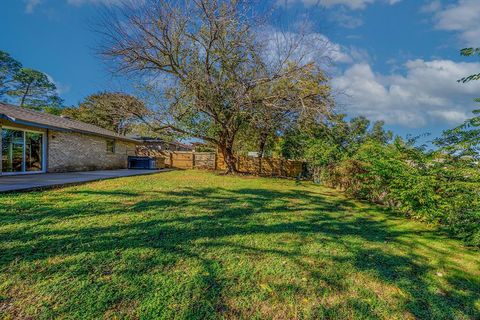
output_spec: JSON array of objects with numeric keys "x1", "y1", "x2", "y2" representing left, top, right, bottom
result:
[
  {"x1": 26, "y1": 132, "x2": 43, "y2": 172},
  {"x1": 1, "y1": 128, "x2": 43, "y2": 173},
  {"x1": 1, "y1": 128, "x2": 24, "y2": 173}
]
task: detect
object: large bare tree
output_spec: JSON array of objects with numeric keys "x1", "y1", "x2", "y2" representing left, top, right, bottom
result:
[{"x1": 99, "y1": 0, "x2": 333, "y2": 173}]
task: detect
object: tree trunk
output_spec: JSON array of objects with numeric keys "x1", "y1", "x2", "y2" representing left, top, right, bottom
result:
[
  {"x1": 20, "y1": 82, "x2": 31, "y2": 108},
  {"x1": 257, "y1": 129, "x2": 269, "y2": 175},
  {"x1": 220, "y1": 141, "x2": 238, "y2": 174}
]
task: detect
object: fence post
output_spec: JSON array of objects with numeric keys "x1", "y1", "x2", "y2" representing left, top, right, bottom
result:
[{"x1": 192, "y1": 152, "x2": 195, "y2": 169}]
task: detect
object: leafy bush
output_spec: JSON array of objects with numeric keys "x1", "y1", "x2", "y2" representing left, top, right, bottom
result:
[
  {"x1": 319, "y1": 141, "x2": 480, "y2": 247},
  {"x1": 283, "y1": 109, "x2": 480, "y2": 246}
]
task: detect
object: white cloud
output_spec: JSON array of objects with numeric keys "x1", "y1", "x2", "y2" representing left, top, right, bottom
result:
[
  {"x1": 420, "y1": 0, "x2": 441, "y2": 13},
  {"x1": 309, "y1": 34, "x2": 353, "y2": 64},
  {"x1": 277, "y1": 0, "x2": 401, "y2": 10},
  {"x1": 429, "y1": 0, "x2": 480, "y2": 46},
  {"x1": 332, "y1": 59, "x2": 480, "y2": 127},
  {"x1": 259, "y1": 28, "x2": 354, "y2": 69},
  {"x1": 24, "y1": 0, "x2": 41, "y2": 13},
  {"x1": 330, "y1": 9, "x2": 363, "y2": 28},
  {"x1": 66, "y1": 0, "x2": 123, "y2": 6},
  {"x1": 45, "y1": 74, "x2": 70, "y2": 95},
  {"x1": 23, "y1": 0, "x2": 126, "y2": 12}
]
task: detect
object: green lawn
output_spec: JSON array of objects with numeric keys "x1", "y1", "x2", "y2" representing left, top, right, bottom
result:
[{"x1": 0, "y1": 170, "x2": 479, "y2": 319}]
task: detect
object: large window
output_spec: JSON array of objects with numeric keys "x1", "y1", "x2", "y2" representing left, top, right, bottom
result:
[{"x1": 1, "y1": 128, "x2": 43, "y2": 173}]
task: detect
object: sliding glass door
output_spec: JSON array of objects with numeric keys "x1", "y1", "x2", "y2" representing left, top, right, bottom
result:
[
  {"x1": 25, "y1": 132, "x2": 43, "y2": 172},
  {"x1": 1, "y1": 128, "x2": 44, "y2": 174}
]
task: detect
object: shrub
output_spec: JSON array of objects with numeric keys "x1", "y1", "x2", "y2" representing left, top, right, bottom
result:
[{"x1": 319, "y1": 141, "x2": 480, "y2": 247}]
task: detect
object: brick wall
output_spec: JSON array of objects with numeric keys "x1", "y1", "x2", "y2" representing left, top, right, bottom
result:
[{"x1": 47, "y1": 130, "x2": 137, "y2": 172}]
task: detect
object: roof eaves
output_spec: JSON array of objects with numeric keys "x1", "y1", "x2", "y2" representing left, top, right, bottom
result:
[
  {"x1": 1, "y1": 114, "x2": 73, "y2": 132},
  {"x1": 0, "y1": 113, "x2": 15, "y2": 122}
]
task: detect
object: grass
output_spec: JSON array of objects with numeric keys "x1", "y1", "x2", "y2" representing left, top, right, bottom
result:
[{"x1": 0, "y1": 170, "x2": 479, "y2": 320}]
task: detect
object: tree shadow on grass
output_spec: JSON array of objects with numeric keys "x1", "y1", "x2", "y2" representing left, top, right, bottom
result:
[{"x1": 0, "y1": 186, "x2": 478, "y2": 319}]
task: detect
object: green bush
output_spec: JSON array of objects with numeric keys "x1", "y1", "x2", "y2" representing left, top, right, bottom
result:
[
  {"x1": 293, "y1": 111, "x2": 480, "y2": 246},
  {"x1": 319, "y1": 141, "x2": 480, "y2": 247}
]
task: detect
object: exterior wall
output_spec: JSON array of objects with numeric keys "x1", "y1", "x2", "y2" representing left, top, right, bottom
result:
[{"x1": 47, "y1": 130, "x2": 137, "y2": 172}]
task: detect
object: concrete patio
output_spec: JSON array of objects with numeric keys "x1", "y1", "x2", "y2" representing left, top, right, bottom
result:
[{"x1": 0, "y1": 169, "x2": 169, "y2": 193}]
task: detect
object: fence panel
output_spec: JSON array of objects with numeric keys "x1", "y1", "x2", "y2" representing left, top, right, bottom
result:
[
  {"x1": 194, "y1": 152, "x2": 216, "y2": 170},
  {"x1": 230, "y1": 155, "x2": 303, "y2": 178},
  {"x1": 171, "y1": 152, "x2": 194, "y2": 169},
  {"x1": 238, "y1": 156, "x2": 259, "y2": 174},
  {"x1": 260, "y1": 157, "x2": 282, "y2": 176},
  {"x1": 284, "y1": 160, "x2": 303, "y2": 177}
]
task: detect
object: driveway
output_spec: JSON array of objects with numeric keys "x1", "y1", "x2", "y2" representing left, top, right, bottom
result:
[{"x1": 0, "y1": 169, "x2": 169, "y2": 193}]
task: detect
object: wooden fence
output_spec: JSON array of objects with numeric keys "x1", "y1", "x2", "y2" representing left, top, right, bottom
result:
[
  {"x1": 136, "y1": 147, "x2": 304, "y2": 178},
  {"x1": 168, "y1": 152, "x2": 217, "y2": 170},
  {"x1": 216, "y1": 153, "x2": 304, "y2": 178}
]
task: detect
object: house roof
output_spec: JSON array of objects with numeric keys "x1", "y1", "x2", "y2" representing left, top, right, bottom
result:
[{"x1": 0, "y1": 103, "x2": 139, "y2": 143}]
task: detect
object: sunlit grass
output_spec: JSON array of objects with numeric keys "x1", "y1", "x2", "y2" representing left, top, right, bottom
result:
[{"x1": 0, "y1": 170, "x2": 479, "y2": 319}]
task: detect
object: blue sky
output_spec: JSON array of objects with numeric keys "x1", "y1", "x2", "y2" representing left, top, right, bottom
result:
[{"x1": 1, "y1": 0, "x2": 480, "y2": 139}]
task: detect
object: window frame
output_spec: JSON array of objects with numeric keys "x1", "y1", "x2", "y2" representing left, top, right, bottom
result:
[{"x1": 106, "y1": 139, "x2": 116, "y2": 154}]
